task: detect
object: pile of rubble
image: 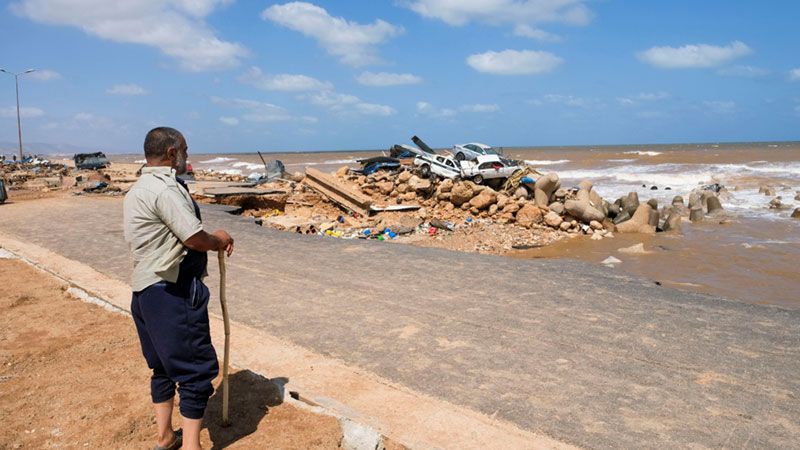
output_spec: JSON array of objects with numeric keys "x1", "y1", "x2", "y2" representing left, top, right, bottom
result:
[
  {"x1": 0, "y1": 156, "x2": 125, "y2": 198},
  {"x1": 217, "y1": 161, "x2": 732, "y2": 254}
]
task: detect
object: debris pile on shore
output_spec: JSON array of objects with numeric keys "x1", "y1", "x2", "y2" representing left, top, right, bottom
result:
[
  {"x1": 200, "y1": 160, "x2": 732, "y2": 254},
  {"x1": 0, "y1": 154, "x2": 126, "y2": 197}
]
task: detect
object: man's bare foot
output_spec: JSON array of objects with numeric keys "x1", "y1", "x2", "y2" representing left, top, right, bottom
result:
[{"x1": 157, "y1": 428, "x2": 178, "y2": 448}]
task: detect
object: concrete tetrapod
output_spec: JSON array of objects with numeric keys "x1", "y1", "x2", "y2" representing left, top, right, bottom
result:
[
  {"x1": 533, "y1": 173, "x2": 560, "y2": 208},
  {"x1": 616, "y1": 204, "x2": 656, "y2": 234},
  {"x1": 706, "y1": 196, "x2": 724, "y2": 213}
]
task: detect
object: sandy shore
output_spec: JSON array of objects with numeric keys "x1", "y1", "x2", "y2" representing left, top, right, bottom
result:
[{"x1": 0, "y1": 257, "x2": 354, "y2": 449}]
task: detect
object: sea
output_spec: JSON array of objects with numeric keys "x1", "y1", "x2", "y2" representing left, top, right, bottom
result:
[{"x1": 110, "y1": 142, "x2": 800, "y2": 309}]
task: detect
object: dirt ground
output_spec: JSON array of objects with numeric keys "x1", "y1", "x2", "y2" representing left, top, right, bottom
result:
[{"x1": 0, "y1": 257, "x2": 348, "y2": 449}]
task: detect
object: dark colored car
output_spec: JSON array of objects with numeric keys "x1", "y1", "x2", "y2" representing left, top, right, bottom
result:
[{"x1": 74, "y1": 152, "x2": 110, "y2": 170}]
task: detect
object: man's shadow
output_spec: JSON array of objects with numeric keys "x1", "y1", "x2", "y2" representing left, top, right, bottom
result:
[{"x1": 204, "y1": 370, "x2": 288, "y2": 449}]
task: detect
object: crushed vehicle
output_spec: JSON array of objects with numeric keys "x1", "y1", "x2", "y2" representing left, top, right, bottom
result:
[
  {"x1": 460, "y1": 155, "x2": 522, "y2": 185},
  {"x1": 355, "y1": 156, "x2": 401, "y2": 175},
  {"x1": 413, "y1": 152, "x2": 461, "y2": 180},
  {"x1": 73, "y1": 152, "x2": 110, "y2": 170},
  {"x1": 452, "y1": 142, "x2": 499, "y2": 161}
]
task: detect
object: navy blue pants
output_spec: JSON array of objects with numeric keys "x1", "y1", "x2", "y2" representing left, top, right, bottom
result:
[{"x1": 131, "y1": 277, "x2": 219, "y2": 419}]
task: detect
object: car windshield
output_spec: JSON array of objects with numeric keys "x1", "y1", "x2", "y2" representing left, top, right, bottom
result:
[{"x1": 479, "y1": 147, "x2": 498, "y2": 155}]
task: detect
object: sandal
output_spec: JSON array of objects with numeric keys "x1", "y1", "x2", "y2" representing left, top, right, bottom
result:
[{"x1": 153, "y1": 428, "x2": 182, "y2": 450}]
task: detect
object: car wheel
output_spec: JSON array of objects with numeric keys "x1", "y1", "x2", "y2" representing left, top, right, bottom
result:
[
  {"x1": 420, "y1": 164, "x2": 431, "y2": 178},
  {"x1": 455, "y1": 152, "x2": 465, "y2": 161},
  {"x1": 473, "y1": 175, "x2": 484, "y2": 184}
]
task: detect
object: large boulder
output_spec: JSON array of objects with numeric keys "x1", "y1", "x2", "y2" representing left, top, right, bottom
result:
[
  {"x1": 439, "y1": 178, "x2": 454, "y2": 193},
  {"x1": 516, "y1": 204, "x2": 543, "y2": 227},
  {"x1": 469, "y1": 190, "x2": 498, "y2": 210},
  {"x1": 616, "y1": 204, "x2": 655, "y2": 234},
  {"x1": 792, "y1": 208, "x2": 800, "y2": 219},
  {"x1": 377, "y1": 181, "x2": 394, "y2": 195},
  {"x1": 502, "y1": 202, "x2": 521, "y2": 214},
  {"x1": 398, "y1": 170, "x2": 412, "y2": 183},
  {"x1": 548, "y1": 201, "x2": 565, "y2": 215},
  {"x1": 534, "y1": 173, "x2": 560, "y2": 208},
  {"x1": 450, "y1": 182, "x2": 474, "y2": 206},
  {"x1": 544, "y1": 211, "x2": 563, "y2": 228}
]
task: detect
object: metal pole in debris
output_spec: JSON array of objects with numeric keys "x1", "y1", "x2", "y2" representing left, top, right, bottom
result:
[
  {"x1": 218, "y1": 251, "x2": 231, "y2": 427},
  {"x1": 0, "y1": 68, "x2": 36, "y2": 160}
]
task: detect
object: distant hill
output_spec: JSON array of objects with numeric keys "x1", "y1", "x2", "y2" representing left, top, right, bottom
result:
[{"x1": 0, "y1": 141, "x2": 98, "y2": 156}]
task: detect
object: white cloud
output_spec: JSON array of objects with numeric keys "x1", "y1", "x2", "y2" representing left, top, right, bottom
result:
[
  {"x1": 789, "y1": 68, "x2": 800, "y2": 82},
  {"x1": 536, "y1": 94, "x2": 602, "y2": 108},
  {"x1": 211, "y1": 96, "x2": 315, "y2": 123},
  {"x1": 238, "y1": 67, "x2": 332, "y2": 92},
  {"x1": 43, "y1": 112, "x2": 116, "y2": 130},
  {"x1": 262, "y1": 2, "x2": 403, "y2": 67},
  {"x1": 467, "y1": 49, "x2": 562, "y2": 75},
  {"x1": 512, "y1": 24, "x2": 561, "y2": 42},
  {"x1": 417, "y1": 101, "x2": 456, "y2": 118},
  {"x1": 637, "y1": 41, "x2": 752, "y2": 69},
  {"x1": 354, "y1": 103, "x2": 396, "y2": 116},
  {"x1": 356, "y1": 71, "x2": 423, "y2": 87},
  {"x1": 703, "y1": 100, "x2": 736, "y2": 114},
  {"x1": 106, "y1": 83, "x2": 148, "y2": 96},
  {"x1": 219, "y1": 116, "x2": 239, "y2": 126},
  {"x1": 617, "y1": 92, "x2": 670, "y2": 105},
  {"x1": 304, "y1": 90, "x2": 396, "y2": 116},
  {"x1": 11, "y1": 0, "x2": 248, "y2": 71},
  {"x1": 404, "y1": 0, "x2": 591, "y2": 27},
  {"x1": 27, "y1": 69, "x2": 61, "y2": 81},
  {"x1": 717, "y1": 65, "x2": 770, "y2": 78},
  {"x1": 0, "y1": 106, "x2": 44, "y2": 118},
  {"x1": 460, "y1": 103, "x2": 500, "y2": 113}
]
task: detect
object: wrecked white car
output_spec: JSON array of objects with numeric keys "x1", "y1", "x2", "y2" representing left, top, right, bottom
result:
[
  {"x1": 413, "y1": 153, "x2": 461, "y2": 180},
  {"x1": 452, "y1": 142, "x2": 499, "y2": 161},
  {"x1": 460, "y1": 155, "x2": 521, "y2": 184}
]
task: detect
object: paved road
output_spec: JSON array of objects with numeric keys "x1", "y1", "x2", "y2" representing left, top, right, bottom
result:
[{"x1": 2, "y1": 196, "x2": 799, "y2": 449}]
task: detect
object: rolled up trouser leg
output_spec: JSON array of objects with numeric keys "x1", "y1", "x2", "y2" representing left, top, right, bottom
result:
[{"x1": 133, "y1": 278, "x2": 219, "y2": 420}]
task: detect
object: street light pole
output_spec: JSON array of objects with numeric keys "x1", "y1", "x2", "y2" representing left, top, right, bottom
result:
[{"x1": 0, "y1": 68, "x2": 36, "y2": 160}]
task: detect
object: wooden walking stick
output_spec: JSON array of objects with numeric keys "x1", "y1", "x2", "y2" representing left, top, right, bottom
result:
[{"x1": 218, "y1": 251, "x2": 231, "y2": 427}]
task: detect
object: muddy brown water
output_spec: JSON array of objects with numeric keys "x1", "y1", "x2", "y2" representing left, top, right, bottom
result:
[{"x1": 110, "y1": 142, "x2": 800, "y2": 309}]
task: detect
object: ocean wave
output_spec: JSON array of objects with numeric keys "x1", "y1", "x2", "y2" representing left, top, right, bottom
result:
[
  {"x1": 199, "y1": 157, "x2": 237, "y2": 164},
  {"x1": 623, "y1": 151, "x2": 663, "y2": 156},
  {"x1": 134, "y1": 159, "x2": 146, "y2": 164},
  {"x1": 525, "y1": 159, "x2": 570, "y2": 166},
  {"x1": 232, "y1": 162, "x2": 264, "y2": 171}
]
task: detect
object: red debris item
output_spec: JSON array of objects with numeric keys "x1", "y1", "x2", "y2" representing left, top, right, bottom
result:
[{"x1": 428, "y1": 226, "x2": 437, "y2": 236}]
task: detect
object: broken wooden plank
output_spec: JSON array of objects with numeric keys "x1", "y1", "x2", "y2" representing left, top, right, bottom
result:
[
  {"x1": 204, "y1": 187, "x2": 287, "y2": 197},
  {"x1": 303, "y1": 167, "x2": 372, "y2": 216}
]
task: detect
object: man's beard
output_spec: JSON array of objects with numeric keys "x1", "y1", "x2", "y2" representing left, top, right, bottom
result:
[{"x1": 174, "y1": 152, "x2": 187, "y2": 175}]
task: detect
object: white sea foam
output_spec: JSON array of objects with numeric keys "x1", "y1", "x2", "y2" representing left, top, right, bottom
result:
[
  {"x1": 623, "y1": 151, "x2": 663, "y2": 156},
  {"x1": 525, "y1": 159, "x2": 570, "y2": 166},
  {"x1": 134, "y1": 159, "x2": 146, "y2": 164},
  {"x1": 199, "y1": 157, "x2": 237, "y2": 164},
  {"x1": 556, "y1": 161, "x2": 800, "y2": 216},
  {"x1": 286, "y1": 158, "x2": 359, "y2": 167},
  {"x1": 232, "y1": 162, "x2": 264, "y2": 171}
]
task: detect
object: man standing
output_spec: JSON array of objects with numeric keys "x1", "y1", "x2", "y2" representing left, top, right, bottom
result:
[{"x1": 124, "y1": 127, "x2": 234, "y2": 450}]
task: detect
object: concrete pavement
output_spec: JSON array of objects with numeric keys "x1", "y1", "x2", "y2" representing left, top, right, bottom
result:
[{"x1": 1, "y1": 195, "x2": 798, "y2": 449}]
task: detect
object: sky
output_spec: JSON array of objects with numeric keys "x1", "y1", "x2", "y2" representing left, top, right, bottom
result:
[{"x1": 1, "y1": 0, "x2": 799, "y2": 154}]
